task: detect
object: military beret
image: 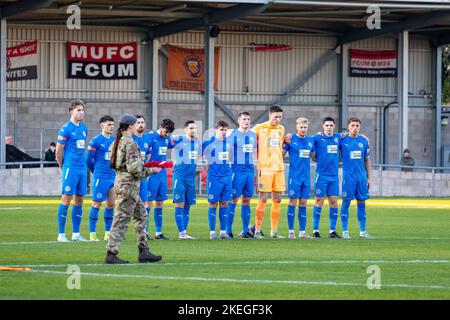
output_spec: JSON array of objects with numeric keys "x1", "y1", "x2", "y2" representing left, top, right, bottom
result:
[{"x1": 119, "y1": 114, "x2": 137, "y2": 125}]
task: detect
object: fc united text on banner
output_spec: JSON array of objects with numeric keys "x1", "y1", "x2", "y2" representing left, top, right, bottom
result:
[
  {"x1": 349, "y1": 49, "x2": 397, "y2": 77},
  {"x1": 165, "y1": 45, "x2": 220, "y2": 92},
  {"x1": 6, "y1": 40, "x2": 38, "y2": 81},
  {"x1": 67, "y1": 42, "x2": 137, "y2": 79}
]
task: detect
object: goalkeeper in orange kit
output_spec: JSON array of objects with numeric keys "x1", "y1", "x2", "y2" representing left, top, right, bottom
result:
[{"x1": 252, "y1": 105, "x2": 286, "y2": 238}]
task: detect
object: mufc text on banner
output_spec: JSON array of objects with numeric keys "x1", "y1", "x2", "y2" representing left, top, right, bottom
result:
[
  {"x1": 6, "y1": 40, "x2": 38, "y2": 81},
  {"x1": 66, "y1": 42, "x2": 137, "y2": 79},
  {"x1": 165, "y1": 44, "x2": 220, "y2": 92},
  {"x1": 349, "y1": 49, "x2": 397, "y2": 78}
]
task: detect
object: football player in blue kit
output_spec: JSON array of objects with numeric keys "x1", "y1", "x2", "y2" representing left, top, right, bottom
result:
[
  {"x1": 202, "y1": 120, "x2": 234, "y2": 240},
  {"x1": 312, "y1": 117, "x2": 342, "y2": 239},
  {"x1": 146, "y1": 119, "x2": 175, "y2": 240},
  {"x1": 132, "y1": 115, "x2": 152, "y2": 238},
  {"x1": 228, "y1": 112, "x2": 257, "y2": 239},
  {"x1": 55, "y1": 99, "x2": 88, "y2": 242},
  {"x1": 339, "y1": 117, "x2": 373, "y2": 239},
  {"x1": 86, "y1": 115, "x2": 116, "y2": 242},
  {"x1": 282, "y1": 117, "x2": 315, "y2": 239},
  {"x1": 170, "y1": 120, "x2": 200, "y2": 239}
]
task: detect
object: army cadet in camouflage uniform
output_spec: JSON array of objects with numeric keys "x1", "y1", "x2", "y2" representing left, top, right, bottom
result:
[{"x1": 105, "y1": 114, "x2": 162, "y2": 264}]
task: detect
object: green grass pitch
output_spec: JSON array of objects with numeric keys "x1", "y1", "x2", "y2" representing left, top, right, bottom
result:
[{"x1": 1, "y1": 197, "x2": 450, "y2": 300}]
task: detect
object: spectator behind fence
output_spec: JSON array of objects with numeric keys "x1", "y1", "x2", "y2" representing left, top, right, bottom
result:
[
  {"x1": 5, "y1": 136, "x2": 39, "y2": 168},
  {"x1": 5, "y1": 135, "x2": 26, "y2": 153},
  {"x1": 44, "y1": 142, "x2": 58, "y2": 167},
  {"x1": 400, "y1": 148, "x2": 415, "y2": 172}
]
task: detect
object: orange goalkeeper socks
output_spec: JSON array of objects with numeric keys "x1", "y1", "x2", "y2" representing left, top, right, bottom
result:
[
  {"x1": 255, "y1": 201, "x2": 267, "y2": 230},
  {"x1": 270, "y1": 201, "x2": 281, "y2": 231}
]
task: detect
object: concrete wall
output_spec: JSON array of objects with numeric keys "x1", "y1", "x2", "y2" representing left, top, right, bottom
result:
[
  {"x1": 0, "y1": 166, "x2": 61, "y2": 196},
  {"x1": 1, "y1": 166, "x2": 449, "y2": 197},
  {"x1": 369, "y1": 169, "x2": 450, "y2": 197}
]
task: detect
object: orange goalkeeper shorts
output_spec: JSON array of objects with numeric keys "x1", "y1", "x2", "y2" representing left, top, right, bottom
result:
[{"x1": 257, "y1": 170, "x2": 285, "y2": 193}]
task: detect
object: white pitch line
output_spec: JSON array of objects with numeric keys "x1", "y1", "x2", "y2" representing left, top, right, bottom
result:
[
  {"x1": 0, "y1": 207, "x2": 54, "y2": 211},
  {"x1": 5, "y1": 259, "x2": 450, "y2": 268},
  {"x1": 0, "y1": 241, "x2": 61, "y2": 245},
  {"x1": 25, "y1": 269, "x2": 450, "y2": 290},
  {"x1": 2, "y1": 236, "x2": 450, "y2": 245},
  {"x1": 0, "y1": 237, "x2": 450, "y2": 245}
]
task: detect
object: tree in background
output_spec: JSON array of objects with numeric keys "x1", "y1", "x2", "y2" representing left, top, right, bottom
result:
[{"x1": 444, "y1": 45, "x2": 450, "y2": 103}]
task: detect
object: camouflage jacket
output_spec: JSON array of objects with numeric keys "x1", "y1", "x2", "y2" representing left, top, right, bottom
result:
[{"x1": 113, "y1": 133, "x2": 153, "y2": 185}]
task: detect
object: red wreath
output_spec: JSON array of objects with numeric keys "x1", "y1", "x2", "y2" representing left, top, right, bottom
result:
[{"x1": 144, "y1": 160, "x2": 173, "y2": 168}]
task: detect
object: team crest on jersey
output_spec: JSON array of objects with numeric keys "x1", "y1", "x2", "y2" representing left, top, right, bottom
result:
[
  {"x1": 83, "y1": 131, "x2": 86, "y2": 137},
  {"x1": 289, "y1": 190, "x2": 295, "y2": 196},
  {"x1": 232, "y1": 189, "x2": 236, "y2": 195},
  {"x1": 342, "y1": 192, "x2": 347, "y2": 197},
  {"x1": 308, "y1": 142, "x2": 312, "y2": 148},
  {"x1": 175, "y1": 194, "x2": 180, "y2": 200},
  {"x1": 334, "y1": 137, "x2": 338, "y2": 143},
  {"x1": 97, "y1": 193, "x2": 102, "y2": 199},
  {"x1": 316, "y1": 189, "x2": 321, "y2": 194},
  {"x1": 208, "y1": 194, "x2": 214, "y2": 200},
  {"x1": 259, "y1": 183, "x2": 264, "y2": 189},
  {"x1": 65, "y1": 186, "x2": 71, "y2": 192},
  {"x1": 144, "y1": 143, "x2": 148, "y2": 148},
  {"x1": 358, "y1": 143, "x2": 363, "y2": 148}
]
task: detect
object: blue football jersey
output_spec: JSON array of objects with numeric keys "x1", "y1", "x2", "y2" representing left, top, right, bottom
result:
[
  {"x1": 87, "y1": 134, "x2": 115, "y2": 179},
  {"x1": 340, "y1": 135, "x2": 370, "y2": 177},
  {"x1": 133, "y1": 134, "x2": 151, "y2": 164},
  {"x1": 172, "y1": 136, "x2": 200, "y2": 179},
  {"x1": 313, "y1": 133, "x2": 341, "y2": 176},
  {"x1": 230, "y1": 129, "x2": 257, "y2": 173},
  {"x1": 57, "y1": 121, "x2": 88, "y2": 168},
  {"x1": 146, "y1": 131, "x2": 175, "y2": 174},
  {"x1": 283, "y1": 135, "x2": 315, "y2": 181},
  {"x1": 202, "y1": 136, "x2": 233, "y2": 177},
  {"x1": 147, "y1": 132, "x2": 170, "y2": 162}
]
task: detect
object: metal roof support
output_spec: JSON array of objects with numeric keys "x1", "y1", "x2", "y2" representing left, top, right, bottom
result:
[
  {"x1": 338, "y1": 44, "x2": 349, "y2": 132},
  {"x1": 204, "y1": 25, "x2": 215, "y2": 131},
  {"x1": 213, "y1": 96, "x2": 238, "y2": 126},
  {"x1": 235, "y1": 18, "x2": 340, "y2": 35},
  {"x1": 338, "y1": 10, "x2": 450, "y2": 45},
  {"x1": 0, "y1": 18, "x2": 6, "y2": 166},
  {"x1": 151, "y1": 3, "x2": 269, "y2": 39},
  {"x1": 0, "y1": 0, "x2": 54, "y2": 18},
  {"x1": 397, "y1": 31, "x2": 409, "y2": 160},
  {"x1": 433, "y1": 33, "x2": 450, "y2": 46},
  {"x1": 254, "y1": 48, "x2": 338, "y2": 124},
  {"x1": 273, "y1": 1, "x2": 450, "y2": 10},
  {"x1": 35, "y1": 7, "x2": 201, "y2": 19},
  {"x1": 150, "y1": 38, "x2": 159, "y2": 130},
  {"x1": 434, "y1": 46, "x2": 442, "y2": 167}
]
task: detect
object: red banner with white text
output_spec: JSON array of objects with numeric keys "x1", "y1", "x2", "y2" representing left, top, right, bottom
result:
[{"x1": 349, "y1": 49, "x2": 397, "y2": 77}]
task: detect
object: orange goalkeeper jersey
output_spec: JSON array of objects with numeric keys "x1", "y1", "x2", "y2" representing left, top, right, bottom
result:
[{"x1": 253, "y1": 121, "x2": 285, "y2": 172}]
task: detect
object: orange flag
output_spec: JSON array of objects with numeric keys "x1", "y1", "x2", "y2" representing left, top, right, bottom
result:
[{"x1": 165, "y1": 45, "x2": 220, "y2": 92}]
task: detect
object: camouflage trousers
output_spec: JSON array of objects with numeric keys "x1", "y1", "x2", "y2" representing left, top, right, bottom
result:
[{"x1": 106, "y1": 182, "x2": 148, "y2": 254}]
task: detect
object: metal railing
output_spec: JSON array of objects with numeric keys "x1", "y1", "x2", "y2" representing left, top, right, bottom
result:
[
  {"x1": 370, "y1": 163, "x2": 450, "y2": 198},
  {"x1": 0, "y1": 160, "x2": 58, "y2": 169}
]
